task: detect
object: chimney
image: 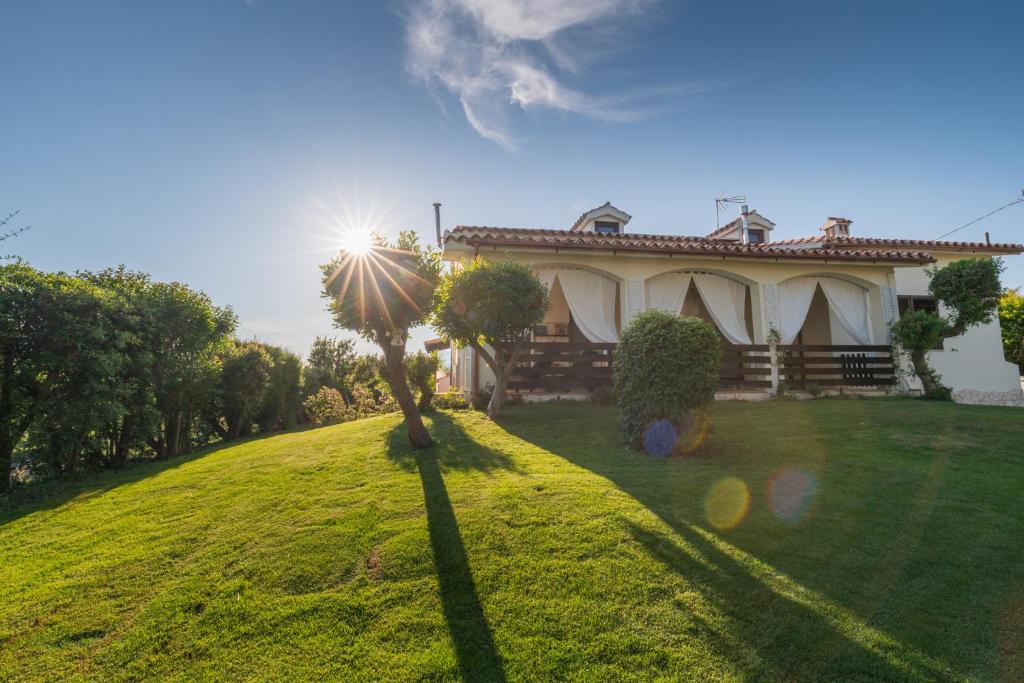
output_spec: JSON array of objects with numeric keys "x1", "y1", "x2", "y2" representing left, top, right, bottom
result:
[
  {"x1": 740, "y1": 204, "x2": 750, "y2": 244},
  {"x1": 820, "y1": 216, "x2": 852, "y2": 239},
  {"x1": 433, "y1": 202, "x2": 442, "y2": 248}
]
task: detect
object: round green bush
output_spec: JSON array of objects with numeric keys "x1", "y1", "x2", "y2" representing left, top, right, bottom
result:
[{"x1": 613, "y1": 310, "x2": 721, "y2": 445}]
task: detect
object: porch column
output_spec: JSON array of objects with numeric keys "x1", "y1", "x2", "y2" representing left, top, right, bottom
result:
[
  {"x1": 623, "y1": 278, "x2": 645, "y2": 327},
  {"x1": 760, "y1": 283, "x2": 782, "y2": 391}
]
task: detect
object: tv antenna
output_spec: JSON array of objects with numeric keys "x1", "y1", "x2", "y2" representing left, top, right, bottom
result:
[{"x1": 716, "y1": 193, "x2": 746, "y2": 230}]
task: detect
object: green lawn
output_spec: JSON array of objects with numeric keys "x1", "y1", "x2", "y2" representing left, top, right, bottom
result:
[{"x1": 2, "y1": 400, "x2": 1023, "y2": 681}]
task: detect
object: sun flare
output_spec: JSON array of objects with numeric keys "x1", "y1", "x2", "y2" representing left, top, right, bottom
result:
[{"x1": 341, "y1": 227, "x2": 375, "y2": 256}]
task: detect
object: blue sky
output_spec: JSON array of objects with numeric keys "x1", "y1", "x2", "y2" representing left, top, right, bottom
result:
[{"x1": 3, "y1": 0, "x2": 1022, "y2": 356}]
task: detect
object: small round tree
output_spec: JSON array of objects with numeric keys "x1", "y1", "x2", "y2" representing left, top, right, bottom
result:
[
  {"x1": 320, "y1": 231, "x2": 440, "y2": 447},
  {"x1": 613, "y1": 310, "x2": 721, "y2": 450},
  {"x1": 432, "y1": 259, "x2": 548, "y2": 418},
  {"x1": 405, "y1": 350, "x2": 440, "y2": 411},
  {"x1": 891, "y1": 257, "x2": 1004, "y2": 399}
]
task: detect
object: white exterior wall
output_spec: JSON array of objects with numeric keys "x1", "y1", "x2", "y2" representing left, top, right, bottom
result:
[
  {"x1": 893, "y1": 256, "x2": 1023, "y2": 405},
  {"x1": 445, "y1": 244, "x2": 1021, "y2": 405}
]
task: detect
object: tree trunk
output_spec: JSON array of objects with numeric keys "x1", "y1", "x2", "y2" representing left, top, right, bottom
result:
[
  {"x1": 0, "y1": 436, "x2": 13, "y2": 494},
  {"x1": 480, "y1": 342, "x2": 524, "y2": 419},
  {"x1": 909, "y1": 349, "x2": 948, "y2": 399},
  {"x1": 381, "y1": 338, "x2": 431, "y2": 448}
]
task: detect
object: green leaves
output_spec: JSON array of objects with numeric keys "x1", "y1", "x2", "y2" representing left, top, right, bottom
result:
[
  {"x1": 613, "y1": 310, "x2": 722, "y2": 445},
  {"x1": 320, "y1": 231, "x2": 441, "y2": 345},
  {"x1": 927, "y1": 257, "x2": 1004, "y2": 336},
  {"x1": 431, "y1": 258, "x2": 549, "y2": 348},
  {"x1": 999, "y1": 289, "x2": 1024, "y2": 372}
]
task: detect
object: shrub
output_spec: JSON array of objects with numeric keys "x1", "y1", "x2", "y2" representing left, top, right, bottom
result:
[
  {"x1": 613, "y1": 311, "x2": 721, "y2": 447},
  {"x1": 303, "y1": 386, "x2": 351, "y2": 426},
  {"x1": 471, "y1": 385, "x2": 494, "y2": 411},
  {"x1": 432, "y1": 389, "x2": 469, "y2": 410}
]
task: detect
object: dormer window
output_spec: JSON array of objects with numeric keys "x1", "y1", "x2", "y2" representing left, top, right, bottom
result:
[
  {"x1": 594, "y1": 221, "x2": 620, "y2": 235},
  {"x1": 747, "y1": 229, "x2": 764, "y2": 244}
]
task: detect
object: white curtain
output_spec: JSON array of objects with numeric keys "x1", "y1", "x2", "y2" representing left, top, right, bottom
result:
[
  {"x1": 692, "y1": 274, "x2": 753, "y2": 345},
  {"x1": 778, "y1": 278, "x2": 820, "y2": 344},
  {"x1": 556, "y1": 269, "x2": 620, "y2": 343},
  {"x1": 818, "y1": 278, "x2": 873, "y2": 345},
  {"x1": 646, "y1": 272, "x2": 691, "y2": 314}
]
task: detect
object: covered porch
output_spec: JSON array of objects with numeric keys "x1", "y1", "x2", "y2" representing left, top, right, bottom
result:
[{"x1": 512, "y1": 265, "x2": 898, "y2": 397}]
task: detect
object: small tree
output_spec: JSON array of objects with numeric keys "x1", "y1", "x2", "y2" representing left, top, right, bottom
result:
[
  {"x1": 215, "y1": 340, "x2": 272, "y2": 439},
  {"x1": 405, "y1": 351, "x2": 440, "y2": 411},
  {"x1": 891, "y1": 257, "x2": 1004, "y2": 399},
  {"x1": 613, "y1": 310, "x2": 721, "y2": 449},
  {"x1": 432, "y1": 259, "x2": 548, "y2": 418},
  {"x1": 320, "y1": 231, "x2": 440, "y2": 447},
  {"x1": 999, "y1": 289, "x2": 1024, "y2": 374}
]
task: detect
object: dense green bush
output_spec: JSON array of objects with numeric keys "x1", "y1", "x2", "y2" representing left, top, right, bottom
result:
[
  {"x1": 613, "y1": 310, "x2": 721, "y2": 447},
  {"x1": 432, "y1": 389, "x2": 469, "y2": 410},
  {"x1": 303, "y1": 386, "x2": 352, "y2": 426}
]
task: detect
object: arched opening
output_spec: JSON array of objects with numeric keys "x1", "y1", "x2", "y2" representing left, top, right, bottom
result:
[
  {"x1": 777, "y1": 276, "x2": 873, "y2": 346},
  {"x1": 646, "y1": 271, "x2": 755, "y2": 345},
  {"x1": 534, "y1": 267, "x2": 621, "y2": 343}
]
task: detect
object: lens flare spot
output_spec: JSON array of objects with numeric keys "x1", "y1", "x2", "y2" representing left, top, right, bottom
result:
[
  {"x1": 642, "y1": 420, "x2": 677, "y2": 458},
  {"x1": 704, "y1": 477, "x2": 750, "y2": 530},
  {"x1": 767, "y1": 468, "x2": 818, "y2": 523}
]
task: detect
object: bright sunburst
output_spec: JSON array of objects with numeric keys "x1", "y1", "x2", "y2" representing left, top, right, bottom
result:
[{"x1": 341, "y1": 227, "x2": 375, "y2": 256}]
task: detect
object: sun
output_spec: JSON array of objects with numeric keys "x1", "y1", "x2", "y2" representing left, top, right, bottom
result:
[{"x1": 341, "y1": 227, "x2": 375, "y2": 256}]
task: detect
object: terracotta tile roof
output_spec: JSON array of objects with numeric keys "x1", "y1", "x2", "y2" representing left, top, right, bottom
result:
[
  {"x1": 444, "y1": 226, "x2": 935, "y2": 264},
  {"x1": 765, "y1": 235, "x2": 1023, "y2": 254}
]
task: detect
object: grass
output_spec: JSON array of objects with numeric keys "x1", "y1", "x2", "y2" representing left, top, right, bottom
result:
[{"x1": 2, "y1": 399, "x2": 1023, "y2": 681}]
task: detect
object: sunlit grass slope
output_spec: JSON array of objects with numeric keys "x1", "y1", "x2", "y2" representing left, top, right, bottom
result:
[{"x1": 2, "y1": 400, "x2": 1023, "y2": 681}]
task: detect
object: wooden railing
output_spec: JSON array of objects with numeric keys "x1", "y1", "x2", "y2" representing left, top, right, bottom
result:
[
  {"x1": 779, "y1": 345, "x2": 896, "y2": 389},
  {"x1": 507, "y1": 341, "x2": 897, "y2": 393},
  {"x1": 719, "y1": 344, "x2": 773, "y2": 390},
  {"x1": 508, "y1": 342, "x2": 615, "y2": 393}
]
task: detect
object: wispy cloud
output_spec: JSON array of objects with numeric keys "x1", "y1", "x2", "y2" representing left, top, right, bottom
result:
[{"x1": 403, "y1": 0, "x2": 709, "y2": 150}]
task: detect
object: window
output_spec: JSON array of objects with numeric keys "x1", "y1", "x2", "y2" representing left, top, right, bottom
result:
[
  {"x1": 897, "y1": 295, "x2": 938, "y2": 316},
  {"x1": 594, "y1": 221, "x2": 620, "y2": 235},
  {"x1": 747, "y1": 229, "x2": 765, "y2": 244}
]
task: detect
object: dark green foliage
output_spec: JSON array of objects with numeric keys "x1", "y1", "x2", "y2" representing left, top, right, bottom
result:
[
  {"x1": 613, "y1": 310, "x2": 721, "y2": 445},
  {"x1": 216, "y1": 341, "x2": 272, "y2": 439},
  {"x1": 999, "y1": 289, "x2": 1023, "y2": 373},
  {"x1": 405, "y1": 351, "x2": 441, "y2": 411},
  {"x1": 304, "y1": 336, "x2": 356, "y2": 399},
  {"x1": 928, "y1": 257, "x2": 1003, "y2": 336},
  {"x1": 257, "y1": 345, "x2": 303, "y2": 431},
  {"x1": 432, "y1": 258, "x2": 548, "y2": 417},
  {"x1": 1, "y1": 263, "x2": 237, "y2": 491}
]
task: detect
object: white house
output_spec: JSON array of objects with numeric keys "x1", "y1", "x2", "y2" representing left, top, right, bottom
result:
[{"x1": 441, "y1": 203, "x2": 1023, "y2": 406}]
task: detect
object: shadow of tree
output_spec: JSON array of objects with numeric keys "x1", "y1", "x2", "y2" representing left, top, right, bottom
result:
[
  {"x1": 496, "y1": 404, "x2": 952, "y2": 681},
  {"x1": 385, "y1": 410, "x2": 518, "y2": 474},
  {"x1": 386, "y1": 412, "x2": 508, "y2": 682}
]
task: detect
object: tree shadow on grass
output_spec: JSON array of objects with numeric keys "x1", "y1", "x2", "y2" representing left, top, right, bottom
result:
[
  {"x1": 386, "y1": 412, "x2": 508, "y2": 682},
  {"x1": 496, "y1": 404, "x2": 951, "y2": 681}
]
